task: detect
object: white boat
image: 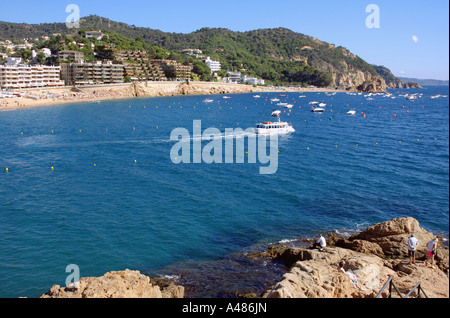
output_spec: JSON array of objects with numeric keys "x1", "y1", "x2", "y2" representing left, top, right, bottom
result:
[
  {"x1": 318, "y1": 103, "x2": 327, "y2": 107},
  {"x1": 311, "y1": 107, "x2": 325, "y2": 113},
  {"x1": 277, "y1": 102, "x2": 288, "y2": 106},
  {"x1": 253, "y1": 95, "x2": 261, "y2": 98},
  {"x1": 222, "y1": 96, "x2": 231, "y2": 99},
  {"x1": 309, "y1": 101, "x2": 319, "y2": 105},
  {"x1": 284, "y1": 104, "x2": 293, "y2": 109},
  {"x1": 203, "y1": 98, "x2": 214, "y2": 103},
  {"x1": 271, "y1": 98, "x2": 280, "y2": 102},
  {"x1": 256, "y1": 110, "x2": 295, "y2": 135},
  {"x1": 346, "y1": 110, "x2": 356, "y2": 115},
  {"x1": 299, "y1": 95, "x2": 306, "y2": 98}
]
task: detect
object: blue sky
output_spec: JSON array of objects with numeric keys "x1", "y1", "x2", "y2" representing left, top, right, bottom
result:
[{"x1": 1, "y1": 0, "x2": 448, "y2": 80}]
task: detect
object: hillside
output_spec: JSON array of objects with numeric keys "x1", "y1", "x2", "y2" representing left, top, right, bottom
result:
[
  {"x1": 398, "y1": 77, "x2": 449, "y2": 86},
  {"x1": 372, "y1": 65, "x2": 403, "y2": 88},
  {"x1": 0, "y1": 15, "x2": 389, "y2": 91}
]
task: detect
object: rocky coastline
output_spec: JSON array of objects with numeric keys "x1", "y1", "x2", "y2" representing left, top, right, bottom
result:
[{"x1": 39, "y1": 217, "x2": 448, "y2": 299}]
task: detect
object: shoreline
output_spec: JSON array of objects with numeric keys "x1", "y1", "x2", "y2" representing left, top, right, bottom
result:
[
  {"x1": 1, "y1": 81, "x2": 349, "y2": 111},
  {"x1": 37, "y1": 217, "x2": 449, "y2": 298}
]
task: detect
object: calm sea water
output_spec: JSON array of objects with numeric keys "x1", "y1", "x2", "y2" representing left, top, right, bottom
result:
[{"x1": 0, "y1": 86, "x2": 448, "y2": 298}]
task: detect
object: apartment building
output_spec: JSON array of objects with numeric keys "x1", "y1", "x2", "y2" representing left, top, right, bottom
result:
[
  {"x1": 60, "y1": 61, "x2": 124, "y2": 85},
  {"x1": 114, "y1": 50, "x2": 167, "y2": 81},
  {"x1": 0, "y1": 64, "x2": 65, "y2": 88},
  {"x1": 57, "y1": 50, "x2": 85, "y2": 63},
  {"x1": 149, "y1": 59, "x2": 192, "y2": 81}
]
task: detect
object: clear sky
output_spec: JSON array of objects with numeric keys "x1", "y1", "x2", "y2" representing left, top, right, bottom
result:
[{"x1": 1, "y1": 0, "x2": 448, "y2": 80}]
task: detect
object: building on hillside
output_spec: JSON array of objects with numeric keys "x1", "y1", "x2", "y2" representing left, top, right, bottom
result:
[
  {"x1": 241, "y1": 75, "x2": 265, "y2": 85},
  {"x1": 85, "y1": 31, "x2": 104, "y2": 40},
  {"x1": 5, "y1": 57, "x2": 23, "y2": 66},
  {"x1": 149, "y1": 59, "x2": 192, "y2": 81},
  {"x1": 223, "y1": 71, "x2": 241, "y2": 84},
  {"x1": 0, "y1": 64, "x2": 64, "y2": 88},
  {"x1": 57, "y1": 50, "x2": 84, "y2": 63},
  {"x1": 60, "y1": 61, "x2": 124, "y2": 86},
  {"x1": 113, "y1": 50, "x2": 167, "y2": 81},
  {"x1": 181, "y1": 49, "x2": 203, "y2": 58},
  {"x1": 204, "y1": 56, "x2": 221, "y2": 73}
]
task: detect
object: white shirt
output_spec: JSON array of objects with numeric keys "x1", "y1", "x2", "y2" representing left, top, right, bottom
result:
[
  {"x1": 408, "y1": 237, "x2": 419, "y2": 251},
  {"x1": 317, "y1": 236, "x2": 326, "y2": 248},
  {"x1": 427, "y1": 240, "x2": 436, "y2": 252}
]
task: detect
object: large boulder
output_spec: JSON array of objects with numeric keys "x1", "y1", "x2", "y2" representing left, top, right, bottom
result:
[
  {"x1": 40, "y1": 269, "x2": 184, "y2": 298},
  {"x1": 347, "y1": 217, "x2": 435, "y2": 258},
  {"x1": 264, "y1": 247, "x2": 394, "y2": 298}
]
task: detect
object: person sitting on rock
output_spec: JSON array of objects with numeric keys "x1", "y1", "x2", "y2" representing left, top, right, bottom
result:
[
  {"x1": 337, "y1": 260, "x2": 365, "y2": 291},
  {"x1": 312, "y1": 234, "x2": 326, "y2": 251}
]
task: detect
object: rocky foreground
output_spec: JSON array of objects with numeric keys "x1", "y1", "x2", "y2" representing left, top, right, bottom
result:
[{"x1": 40, "y1": 217, "x2": 448, "y2": 298}]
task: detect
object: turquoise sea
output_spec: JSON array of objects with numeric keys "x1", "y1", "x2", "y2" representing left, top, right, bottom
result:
[{"x1": 0, "y1": 86, "x2": 448, "y2": 298}]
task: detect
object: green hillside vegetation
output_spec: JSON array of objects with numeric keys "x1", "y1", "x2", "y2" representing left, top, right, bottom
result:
[{"x1": 0, "y1": 15, "x2": 389, "y2": 87}]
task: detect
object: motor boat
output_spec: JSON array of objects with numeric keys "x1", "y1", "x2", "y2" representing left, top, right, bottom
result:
[{"x1": 256, "y1": 110, "x2": 295, "y2": 135}]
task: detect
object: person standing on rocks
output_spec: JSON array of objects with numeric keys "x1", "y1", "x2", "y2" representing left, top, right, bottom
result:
[
  {"x1": 407, "y1": 234, "x2": 419, "y2": 264},
  {"x1": 425, "y1": 237, "x2": 438, "y2": 267}
]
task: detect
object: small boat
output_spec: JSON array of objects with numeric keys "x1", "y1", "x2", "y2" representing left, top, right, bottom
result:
[
  {"x1": 309, "y1": 101, "x2": 319, "y2": 105},
  {"x1": 311, "y1": 107, "x2": 325, "y2": 113},
  {"x1": 256, "y1": 110, "x2": 295, "y2": 135},
  {"x1": 253, "y1": 95, "x2": 261, "y2": 98},
  {"x1": 222, "y1": 96, "x2": 231, "y2": 99},
  {"x1": 284, "y1": 104, "x2": 293, "y2": 109},
  {"x1": 299, "y1": 95, "x2": 306, "y2": 98},
  {"x1": 271, "y1": 98, "x2": 280, "y2": 102},
  {"x1": 346, "y1": 110, "x2": 356, "y2": 115},
  {"x1": 319, "y1": 103, "x2": 326, "y2": 107},
  {"x1": 203, "y1": 98, "x2": 214, "y2": 103}
]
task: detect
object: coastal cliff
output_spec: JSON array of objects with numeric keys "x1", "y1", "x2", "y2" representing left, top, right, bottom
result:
[{"x1": 126, "y1": 81, "x2": 265, "y2": 98}]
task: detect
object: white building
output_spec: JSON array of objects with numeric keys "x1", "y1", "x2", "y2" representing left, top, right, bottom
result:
[
  {"x1": 85, "y1": 30, "x2": 104, "y2": 40},
  {"x1": 5, "y1": 57, "x2": 23, "y2": 66},
  {"x1": 241, "y1": 75, "x2": 265, "y2": 85},
  {"x1": 204, "y1": 56, "x2": 221, "y2": 73},
  {"x1": 224, "y1": 71, "x2": 241, "y2": 84},
  {"x1": 40, "y1": 48, "x2": 52, "y2": 58},
  {"x1": 0, "y1": 64, "x2": 65, "y2": 88}
]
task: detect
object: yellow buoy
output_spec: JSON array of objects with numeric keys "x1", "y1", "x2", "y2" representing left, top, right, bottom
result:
[
  {"x1": 5, "y1": 168, "x2": 8, "y2": 172},
  {"x1": 93, "y1": 164, "x2": 96, "y2": 167},
  {"x1": 307, "y1": 147, "x2": 310, "y2": 151},
  {"x1": 51, "y1": 167, "x2": 54, "y2": 170},
  {"x1": 21, "y1": 132, "x2": 23, "y2": 135},
  {"x1": 134, "y1": 160, "x2": 137, "y2": 163}
]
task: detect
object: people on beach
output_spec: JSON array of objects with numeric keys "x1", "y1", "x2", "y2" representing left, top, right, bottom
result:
[
  {"x1": 424, "y1": 237, "x2": 438, "y2": 267},
  {"x1": 337, "y1": 260, "x2": 365, "y2": 291},
  {"x1": 407, "y1": 233, "x2": 419, "y2": 264},
  {"x1": 312, "y1": 234, "x2": 327, "y2": 251}
]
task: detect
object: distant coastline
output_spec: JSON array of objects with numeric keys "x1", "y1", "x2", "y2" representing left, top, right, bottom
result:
[{"x1": 1, "y1": 81, "x2": 348, "y2": 111}]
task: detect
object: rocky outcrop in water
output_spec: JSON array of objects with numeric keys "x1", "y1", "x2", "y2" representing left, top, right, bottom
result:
[
  {"x1": 402, "y1": 82, "x2": 423, "y2": 89},
  {"x1": 262, "y1": 217, "x2": 449, "y2": 298},
  {"x1": 40, "y1": 269, "x2": 184, "y2": 298}
]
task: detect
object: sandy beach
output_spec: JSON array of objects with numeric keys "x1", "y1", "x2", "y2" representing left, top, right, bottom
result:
[{"x1": 1, "y1": 81, "x2": 348, "y2": 111}]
